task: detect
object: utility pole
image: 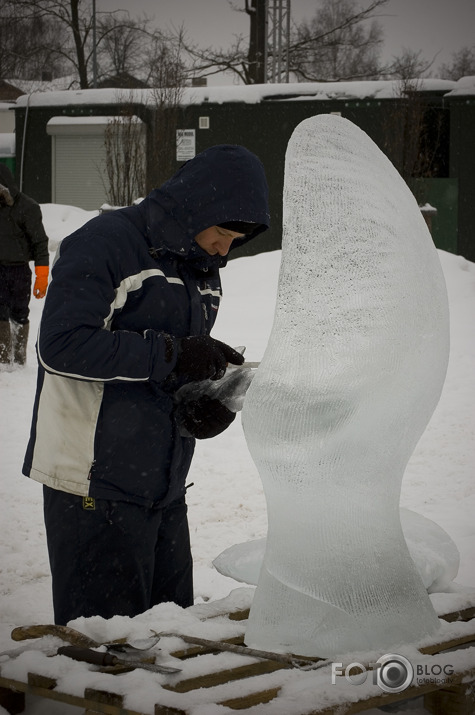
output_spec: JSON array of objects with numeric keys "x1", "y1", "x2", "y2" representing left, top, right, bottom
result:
[
  {"x1": 245, "y1": 0, "x2": 291, "y2": 84},
  {"x1": 245, "y1": 0, "x2": 267, "y2": 84}
]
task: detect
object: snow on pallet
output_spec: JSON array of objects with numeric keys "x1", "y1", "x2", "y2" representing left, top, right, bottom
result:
[{"x1": 1, "y1": 592, "x2": 475, "y2": 715}]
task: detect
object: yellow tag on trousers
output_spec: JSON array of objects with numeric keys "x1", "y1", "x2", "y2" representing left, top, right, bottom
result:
[{"x1": 82, "y1": 496, "x2": 95, "y2": 510}]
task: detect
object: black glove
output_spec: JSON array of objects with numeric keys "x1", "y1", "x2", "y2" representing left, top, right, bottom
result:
[
  {"x1": 177, "y1": 395, "x2": 236, "y2": 439},
  {"x1": 174, "y1": 335, "x2": 244, "y2": 382}
]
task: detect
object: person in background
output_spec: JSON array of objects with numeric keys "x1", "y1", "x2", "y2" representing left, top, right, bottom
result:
[
  {"x1": 0, "y1": 164, "x2": 49, "y2": 366},
  {"x1": 23, "y1": 144, "x2": 270, "y2": 625}
]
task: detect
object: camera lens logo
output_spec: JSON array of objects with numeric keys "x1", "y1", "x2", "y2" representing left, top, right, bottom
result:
[{"x1": 376, "y1": 654, "x2": 414, "y2": 693}]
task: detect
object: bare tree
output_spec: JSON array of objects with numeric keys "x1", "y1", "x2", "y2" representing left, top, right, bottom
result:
[
  {"x1": 103, "y1": 102, "x2": 146, "y2": 206},
  {"x1": 98, "y1": 13, "x2": 148, "y2": 79},
  {"x1": 97, "y1": 13, "x2": 182, "y2": 87},
  {"x1": 381, "y1": 77, "x2": 446, "y2": 199},
  {"x1": 4, "y1": 0, "x2": 98, "y2": 87},
  {"x1": 181, "y1": 36, "x2": 251, "y2": 85},
  {"x1": 0, "y1": 0, "x2": 67, "y2": 79},
  {"x1": 387, "y1": 79, "x2": 425, "y2": 180},
  {"x1": 183, "y1": 0, "x2": 390, "y2": 84},
  {"x1": 4, "y1": 0, "x2": 169, "y2": 89},
  {"x1": 102, "y1": 33, "x2": 187, "y2": 201},
  {"x1": 147, "y1": 33, "x2": 187, "y2": 188},
  {"x1": 291, "y1": 0, "x2": 386, "y2": 81},
  {"x1": 386, "y1": 48, "x2": 433, "y2": 80},
  {"x1": 439, "y1": 45, "x2": 475, "y2": 80},
  {"x1": 182, "y1": 37, "x2": 253, "y2": 85}
]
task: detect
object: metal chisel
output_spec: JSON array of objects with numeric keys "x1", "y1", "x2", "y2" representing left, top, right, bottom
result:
[{"x1": 57, "y1": 645, "x2": 181, "y2": 674}]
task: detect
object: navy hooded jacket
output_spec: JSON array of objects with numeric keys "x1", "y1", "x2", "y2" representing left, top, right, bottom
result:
[{"x1": 23, "y1": 145, "x2": 269, "y2": 507}]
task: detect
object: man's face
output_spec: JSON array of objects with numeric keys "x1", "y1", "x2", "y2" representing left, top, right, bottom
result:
[{"x1": 194, "y1": 226, "x2": 244, "y2": 256}]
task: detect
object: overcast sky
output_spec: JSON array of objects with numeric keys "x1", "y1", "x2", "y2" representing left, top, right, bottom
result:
[{"x1": 98, "y1": 0, "x2": 475, "y2": 83}]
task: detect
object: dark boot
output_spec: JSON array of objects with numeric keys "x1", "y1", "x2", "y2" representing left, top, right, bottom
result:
[
  {"x1": 12, "y1": 321, "x2": 29, "y2": 365},
  {"x1": 0, "y1": 320, "x2": 12, "y2": 364}
]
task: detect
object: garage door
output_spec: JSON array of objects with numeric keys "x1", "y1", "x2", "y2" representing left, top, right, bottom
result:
[
  {"x1": 46, "y1": 116, "x2": 144, "y2": 211},
  {"x1": 52, "y1": 133, "x2": 107, "y2": 210}
]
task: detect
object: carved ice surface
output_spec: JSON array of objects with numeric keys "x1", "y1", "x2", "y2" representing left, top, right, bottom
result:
[
  {"x1": 213, "y1": 508, "x2": 460, "y2": 594},
  {"x1": 241, "y1": 115, "x2": 450, "y2": 657}
]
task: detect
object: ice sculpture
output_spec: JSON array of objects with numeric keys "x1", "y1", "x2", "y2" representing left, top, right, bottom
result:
[
  {"x1": 241, "y1": 114, "x2": 450, "y2": 657},
  {"x1": 213, "y1": 508, "x2": 460, "y2": 594}
]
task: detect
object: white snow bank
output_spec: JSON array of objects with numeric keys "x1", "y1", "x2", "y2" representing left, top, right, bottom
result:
[
  {"x1": 14, "y1": 78, "x2": 461, "y2": 109},
  {"x1": 40, "y1": 203, "x2": 99, "y2": 251},
  {"x1": 445, "y1": 75, "x2": 475, "y2": 96}
]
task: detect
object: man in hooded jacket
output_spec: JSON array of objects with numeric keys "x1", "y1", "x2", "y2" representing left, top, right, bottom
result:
[
  {"x1": 23, "y1": 144, "x2": 270, "y2": 625},
  {"x1": 0, "y1": 164, "x2": 49, "y2": 365}
]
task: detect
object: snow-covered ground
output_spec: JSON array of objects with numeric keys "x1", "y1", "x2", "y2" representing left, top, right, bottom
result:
[{"x1": 0, "y1": 204, "x2": 474, "y2": 714}]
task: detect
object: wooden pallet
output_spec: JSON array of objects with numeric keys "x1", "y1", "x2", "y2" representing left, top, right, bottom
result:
[{"x1": 1, "y1": 603, "x2": 475, "y2": 715}]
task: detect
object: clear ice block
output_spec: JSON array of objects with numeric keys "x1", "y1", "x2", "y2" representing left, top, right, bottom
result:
[{"x1": 242, "y1": 115, "x2": 450, "y2": 657}]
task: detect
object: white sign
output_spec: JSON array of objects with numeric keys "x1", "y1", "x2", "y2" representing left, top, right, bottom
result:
[{"x1": 176, "y1": 129, "x2": 196, "y2": 161}]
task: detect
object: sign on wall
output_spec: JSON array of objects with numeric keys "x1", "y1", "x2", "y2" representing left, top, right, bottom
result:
[{"x1": 176, "y1": 129, "x2": 196, "y2": 161}]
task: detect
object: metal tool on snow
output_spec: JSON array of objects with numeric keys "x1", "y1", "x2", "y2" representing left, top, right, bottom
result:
[
  {"x1": 104, "y1": 634, "x2": 161, "y2": 657},
  {"x1": 155, "y1": 631, "x2": 325, "y2": 670},
  {"x1": 7, "y1": 625, "x2": 181, "y2": 674},
  {"x1": 57, "y1": 645, "x2": 182, "y2": 674}
]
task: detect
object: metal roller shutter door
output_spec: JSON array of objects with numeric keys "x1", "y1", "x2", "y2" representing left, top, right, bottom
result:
[{"x1": 53, "y1": 134, "x2": 107, "y2": 210}]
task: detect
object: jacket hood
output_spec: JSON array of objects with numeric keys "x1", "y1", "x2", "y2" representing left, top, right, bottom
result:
[
  {"x1": 141, "y1": 145, "x2": 270, "y2": 262},
  {"x1": 0, "y1": 164, "x2": 19, "y2": 202}
]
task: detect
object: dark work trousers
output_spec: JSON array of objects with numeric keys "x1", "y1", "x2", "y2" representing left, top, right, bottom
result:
[
  {"x1": 43, "y1": 486, "x2": 193, "y2": 625},
  {"x1": 0, "y1": 263, "x2": 32, "y2": 323}
]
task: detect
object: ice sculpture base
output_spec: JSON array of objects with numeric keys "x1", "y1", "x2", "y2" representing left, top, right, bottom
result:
[
  {"x1": 213, "y1": 508, "x2": 460, "y2": 595},
  {"x1": 244, "y1": 520, "x2": 441, "y2": 657},
  {"x1": 245, "y1": 568, "x2": 439, "y2": 657}
]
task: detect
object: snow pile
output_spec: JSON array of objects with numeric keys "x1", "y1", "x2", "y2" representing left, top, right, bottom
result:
[
  {"x1": 39, "y1": 203, "x2": 99, "y2": 251},
  {"x1": 445, "y1": 75, "x2": 475, "y2": 96}
]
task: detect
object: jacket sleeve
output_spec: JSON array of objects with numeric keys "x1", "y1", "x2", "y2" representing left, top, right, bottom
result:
[
  {"x1": 37, "y1": 229, "x2": 178, "y2": 383},
  {"x1": 20, "y1": 196, "x2": 50, "y2": 266}
]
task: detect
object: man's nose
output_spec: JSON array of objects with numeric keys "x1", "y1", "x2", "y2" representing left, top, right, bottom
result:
[{"x1": 217, "y1": 237, "x2": 234, "y2": 255}]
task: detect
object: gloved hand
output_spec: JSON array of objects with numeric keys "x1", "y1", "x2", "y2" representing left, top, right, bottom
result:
[
  {"x1": 174, "y1": 335, "x2": 244, "y2": 382},
  {"x1": 33, "y1": 265, "x2": 49, "y2": 299},
  {"x1": 177, "y1": 394, "x2": 236, "y2": 439}
]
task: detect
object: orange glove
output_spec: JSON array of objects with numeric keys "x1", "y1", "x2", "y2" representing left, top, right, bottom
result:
[{"x1": 34, "y1": 265, "x2": 49, "y2": 299}]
